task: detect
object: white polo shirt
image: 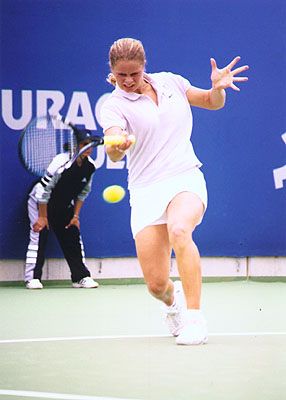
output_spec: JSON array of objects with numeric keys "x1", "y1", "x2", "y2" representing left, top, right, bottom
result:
[{"x1": 100, "y1": 72, "x2": 202, "y2": 189}]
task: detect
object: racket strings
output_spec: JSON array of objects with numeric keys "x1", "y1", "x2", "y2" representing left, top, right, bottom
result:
[{"x1": 20, "y1": 116, "x2": 77, "y2": 176}]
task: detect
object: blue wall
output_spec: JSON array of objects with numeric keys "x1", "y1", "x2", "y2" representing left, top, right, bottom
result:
[{"x1": 0, "y1": 0, "x2": 285, "y2": 259}]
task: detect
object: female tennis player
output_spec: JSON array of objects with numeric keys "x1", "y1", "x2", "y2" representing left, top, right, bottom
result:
[{"x1": 100, "y1": 38, "x2": 249, "y2": 345}]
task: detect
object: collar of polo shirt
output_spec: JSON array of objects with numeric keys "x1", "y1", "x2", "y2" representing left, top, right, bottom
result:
[{"x1": 114, "y1": 73, "x2": 172, "y2": 101}]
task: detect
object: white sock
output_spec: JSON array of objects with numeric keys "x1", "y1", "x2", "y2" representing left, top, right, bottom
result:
[
  {"x1": 168, "y1": 299, "x2": 177, "y2": 309},
  {"x1": 186, "y1": 309, "x2": 203, "y2": 320}
]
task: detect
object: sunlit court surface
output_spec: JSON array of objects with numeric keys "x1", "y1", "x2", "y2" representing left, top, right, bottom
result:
[{"x1": 0, "y1": 280, "x2": 285, "y2": 400}]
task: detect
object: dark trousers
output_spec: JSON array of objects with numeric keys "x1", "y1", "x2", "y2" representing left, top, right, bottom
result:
[{"x1": 25, "y1": 190, "x2": 90, "y2": 283}]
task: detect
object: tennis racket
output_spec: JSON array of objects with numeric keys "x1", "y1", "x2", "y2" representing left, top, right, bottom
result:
[{"x1": 18, "y1": 114, "x2": 135, "y2": 176}]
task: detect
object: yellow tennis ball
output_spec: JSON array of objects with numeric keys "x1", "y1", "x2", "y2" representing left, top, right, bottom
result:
[{"x1": 102, "y1": 185, "x2": 126, "y2": 203}]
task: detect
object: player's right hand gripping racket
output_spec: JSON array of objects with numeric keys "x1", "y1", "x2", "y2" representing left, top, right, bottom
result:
[{"x1": 18, "y1": 114, "x2": 135, "y2": 176}]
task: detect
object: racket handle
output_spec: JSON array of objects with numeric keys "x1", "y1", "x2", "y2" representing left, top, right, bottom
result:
[{"x1": 103, "y1": 134, "x2": 136, "y2": 146}]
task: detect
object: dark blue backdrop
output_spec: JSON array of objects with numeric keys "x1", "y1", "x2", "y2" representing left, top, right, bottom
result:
[{"x1": 0, "y1": 0, "x2": 285, "y2": 259}]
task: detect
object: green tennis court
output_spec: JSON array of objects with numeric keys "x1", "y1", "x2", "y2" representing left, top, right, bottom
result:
[{"x1": 0, "y1": 280, "x2": 285, "y2": 400}]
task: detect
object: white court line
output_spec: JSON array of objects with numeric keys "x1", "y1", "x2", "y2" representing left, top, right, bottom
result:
[
  {"x1": 0, "y1": 332, "x2": 286, "y2": 344},
  {"x1": 0, "y1": 390, "x2": 139, "y2": 400}
]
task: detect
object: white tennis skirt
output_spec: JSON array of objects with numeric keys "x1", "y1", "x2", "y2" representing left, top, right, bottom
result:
[{"x1": 129, "y1": 167, "x2": 208, "y2": 238}]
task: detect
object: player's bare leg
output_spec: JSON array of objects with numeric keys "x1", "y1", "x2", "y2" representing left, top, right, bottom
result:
[
  {"x1": 135, "y1": 224, "x2": 186, "y2": 336},
  {"x1": 167, "y1": 192, "x2": 204, "y2": 309},
  {"x1": 135, "y1": 224, "x2": 173, "y2": 305},
  {"x1": 167, "y1": 191, "x2": 208, "y2": 344}
]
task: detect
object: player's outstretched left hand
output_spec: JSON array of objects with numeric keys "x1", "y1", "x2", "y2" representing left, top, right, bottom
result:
[{"x1": 210, "y1": 56, "x2": 249, "y2": 91}]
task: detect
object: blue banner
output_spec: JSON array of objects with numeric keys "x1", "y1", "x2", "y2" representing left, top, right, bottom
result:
[{"x1": 0, "y1": 0, "x2": 285, "y2": 258}]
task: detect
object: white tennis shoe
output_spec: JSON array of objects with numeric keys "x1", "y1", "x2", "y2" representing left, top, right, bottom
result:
[
  {"x1": 72, "y1": 277, "x2": 99, "y2": 288},
  {"x1": 164, "y1": 280, "x2": 186, "y2": 337},
  {"x1": 176, "y1": 310, "x2": 208, "y2": 345},
  {"x1": 26, "y1": 279, "x2": 43, "y2": 289}
]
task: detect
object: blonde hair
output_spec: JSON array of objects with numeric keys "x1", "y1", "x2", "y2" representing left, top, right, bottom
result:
[{"x1": 106, "y1": 38, "x2": 146, "y2": 86}]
